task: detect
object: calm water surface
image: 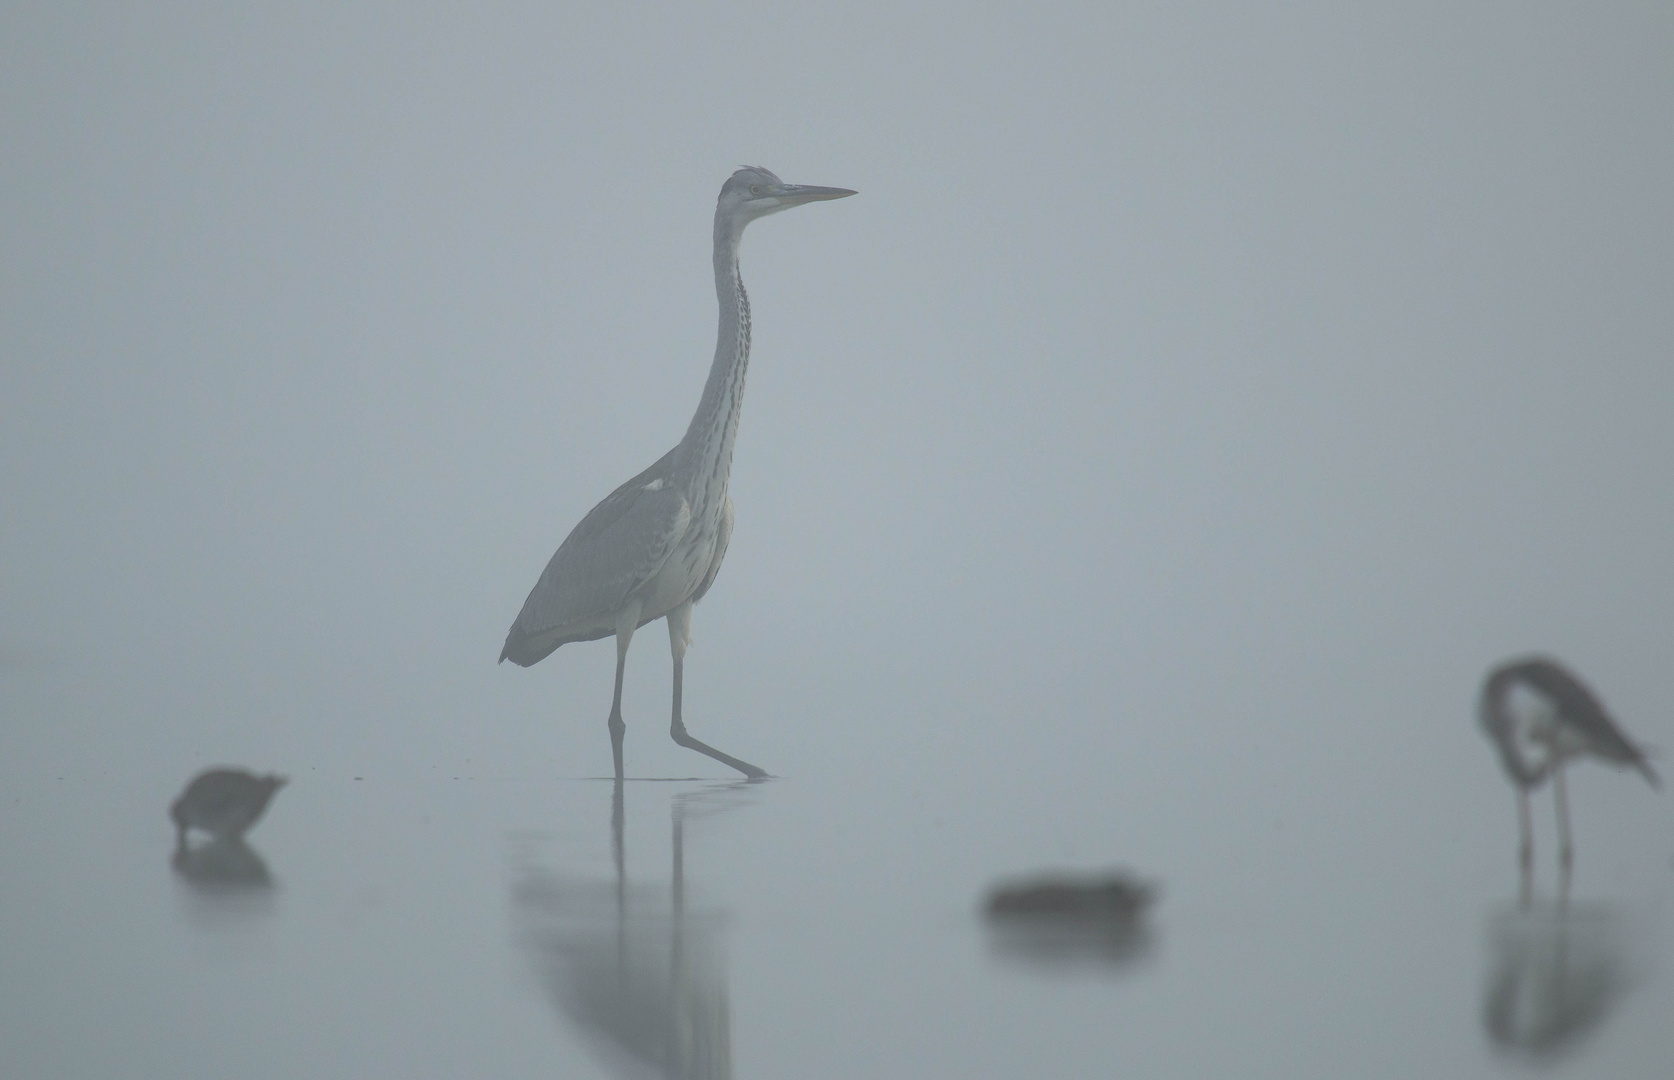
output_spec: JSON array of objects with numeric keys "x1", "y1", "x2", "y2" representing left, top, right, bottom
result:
[{"x1": 2, "y1": 754, "x2": 1669, "y2": 1078}]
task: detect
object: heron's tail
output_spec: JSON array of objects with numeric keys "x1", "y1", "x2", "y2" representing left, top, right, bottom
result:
[{"x1": 1636, "y1": 755, "x2": 1661, "y2": 789}]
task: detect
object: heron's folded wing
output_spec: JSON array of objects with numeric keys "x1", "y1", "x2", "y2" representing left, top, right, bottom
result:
[{"x1": 512, "y1": 483, "x2": 693, "y2": 641}]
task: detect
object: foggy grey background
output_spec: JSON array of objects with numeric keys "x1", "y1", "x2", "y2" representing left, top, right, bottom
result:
[{"x1": 3, "y1": 2, "x2": 1672, "y2": 1077}]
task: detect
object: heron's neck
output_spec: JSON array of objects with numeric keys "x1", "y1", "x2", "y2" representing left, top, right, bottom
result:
[{"x1": 679, "y1": 218, "x2": 750, "y2": 507}]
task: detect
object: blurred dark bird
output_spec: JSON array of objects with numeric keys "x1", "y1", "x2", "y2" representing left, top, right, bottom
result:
[
  {"x1": 499, "y1": 167, "x2": 855, "y2": 781},
  {"x1": 1479, "y1": 657, "x2": 1658, "y2": 879},
  {"x1": 170, "y1": 768, "x2": 286, "y2": 847}
]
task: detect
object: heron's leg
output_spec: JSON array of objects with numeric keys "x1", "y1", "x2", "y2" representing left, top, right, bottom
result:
[
  {"x1": 609, "y1": 607, "x2": 640, "y2": 782},
  {"x1": 666, "y1": 601, "x2": 769, "y2": 780},
  {"x1": 1553, "y1": 762, "x2": 1574, "y2": 877}
]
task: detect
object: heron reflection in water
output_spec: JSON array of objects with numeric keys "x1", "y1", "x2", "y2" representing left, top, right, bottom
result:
[
  {"x1": 514, "y1": 782, "x2": 753, "y2": 1079},
  {"x1": 1482, "y1": 901, "x2": 1634, "y2": 1063},
  {"x1": 1478, "y1": 657, "x2": 1658, "y2": 898},
  {"x1": 172, "y1": 835, "x2": 274, "y2": 891}
]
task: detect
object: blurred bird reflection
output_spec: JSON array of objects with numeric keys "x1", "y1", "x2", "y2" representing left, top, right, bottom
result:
[
  {"x1": 983, "y1": 870, "x2": 1160, "y2": 974},
  {"x1": 1482, "y1": 901, "x2": 1633, "y2": 1063},
  {"x1": 514, "y1": 781, "x2": 753, "y2": 1080}
]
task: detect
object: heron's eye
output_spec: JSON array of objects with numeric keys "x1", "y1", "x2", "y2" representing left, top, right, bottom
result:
[{"x1": 748, "y1": 184, "x2": 764, "y2": 196}]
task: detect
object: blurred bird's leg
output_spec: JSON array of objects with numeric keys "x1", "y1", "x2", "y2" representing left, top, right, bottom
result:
[
  {"x1": 666, "y1": 601, "x2": 768, "y2": 780},
  {"x1": 1553, "y1": 762, "x2": 1574, "y2": 879},
  {"x1": 609, "y1": 605, "x2": 641, "y2": 782},
  {"x1": 1516, "y1": 788, "x2": 1534, "y2": 907}
]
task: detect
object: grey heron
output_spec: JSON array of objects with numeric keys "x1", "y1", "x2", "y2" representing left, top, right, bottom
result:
[
  {"x1": 1479, "y1": 657, "x2": 1658, "y2": 881},
  {"x1": 500, "y1": 167, "x2": 855, "y2": 780},
  {"x1": 514, "y1": 782, "x2": 750, "y2": 1077}
]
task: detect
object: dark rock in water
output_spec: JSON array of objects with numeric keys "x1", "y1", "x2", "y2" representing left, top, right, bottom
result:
[{"x1": 985, "y1": 870, "x2": 1158, "y2": 919}]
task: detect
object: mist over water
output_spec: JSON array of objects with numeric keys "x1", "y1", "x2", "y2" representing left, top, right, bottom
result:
[{"x1": 4, "y1": 3, "x2": 1673, "y2": 1076}]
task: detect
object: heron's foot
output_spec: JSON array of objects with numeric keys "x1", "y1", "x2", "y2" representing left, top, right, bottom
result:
[
  {"x1": 670, "y1": 722, "x2": 770, "y2": 780},
  {"x1": 1559, "y1": 845, "x2": 1574, "y2": 873},
  {"x1": 1518, "y1": 842, "x2": 1533, "y2": 874}
]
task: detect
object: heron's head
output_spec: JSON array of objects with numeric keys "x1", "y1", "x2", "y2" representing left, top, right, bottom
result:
[{"x1": 717, "y1": 166, "x2": 855, "y2": 230}]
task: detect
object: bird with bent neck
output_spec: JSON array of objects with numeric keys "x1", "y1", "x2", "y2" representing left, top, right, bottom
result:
[{"x1": 1479, "y1": 656, "x2": 1658, "y2": 893}]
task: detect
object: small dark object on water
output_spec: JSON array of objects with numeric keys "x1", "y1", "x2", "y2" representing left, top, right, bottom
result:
[
  {"x1": 986, "y1": 870, "x2": 1158, "y2": 919},
  {"x1": 170, "y1": 768, "x2": 286, "y2": 846},
  {"x1": 1479, "y1": 656, "x2": 1658, "y2": 889}
]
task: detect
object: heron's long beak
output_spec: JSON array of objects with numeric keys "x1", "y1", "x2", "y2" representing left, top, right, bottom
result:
[{"x1": 779, "y1": 184, "x2": 857, "y2": 204}]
